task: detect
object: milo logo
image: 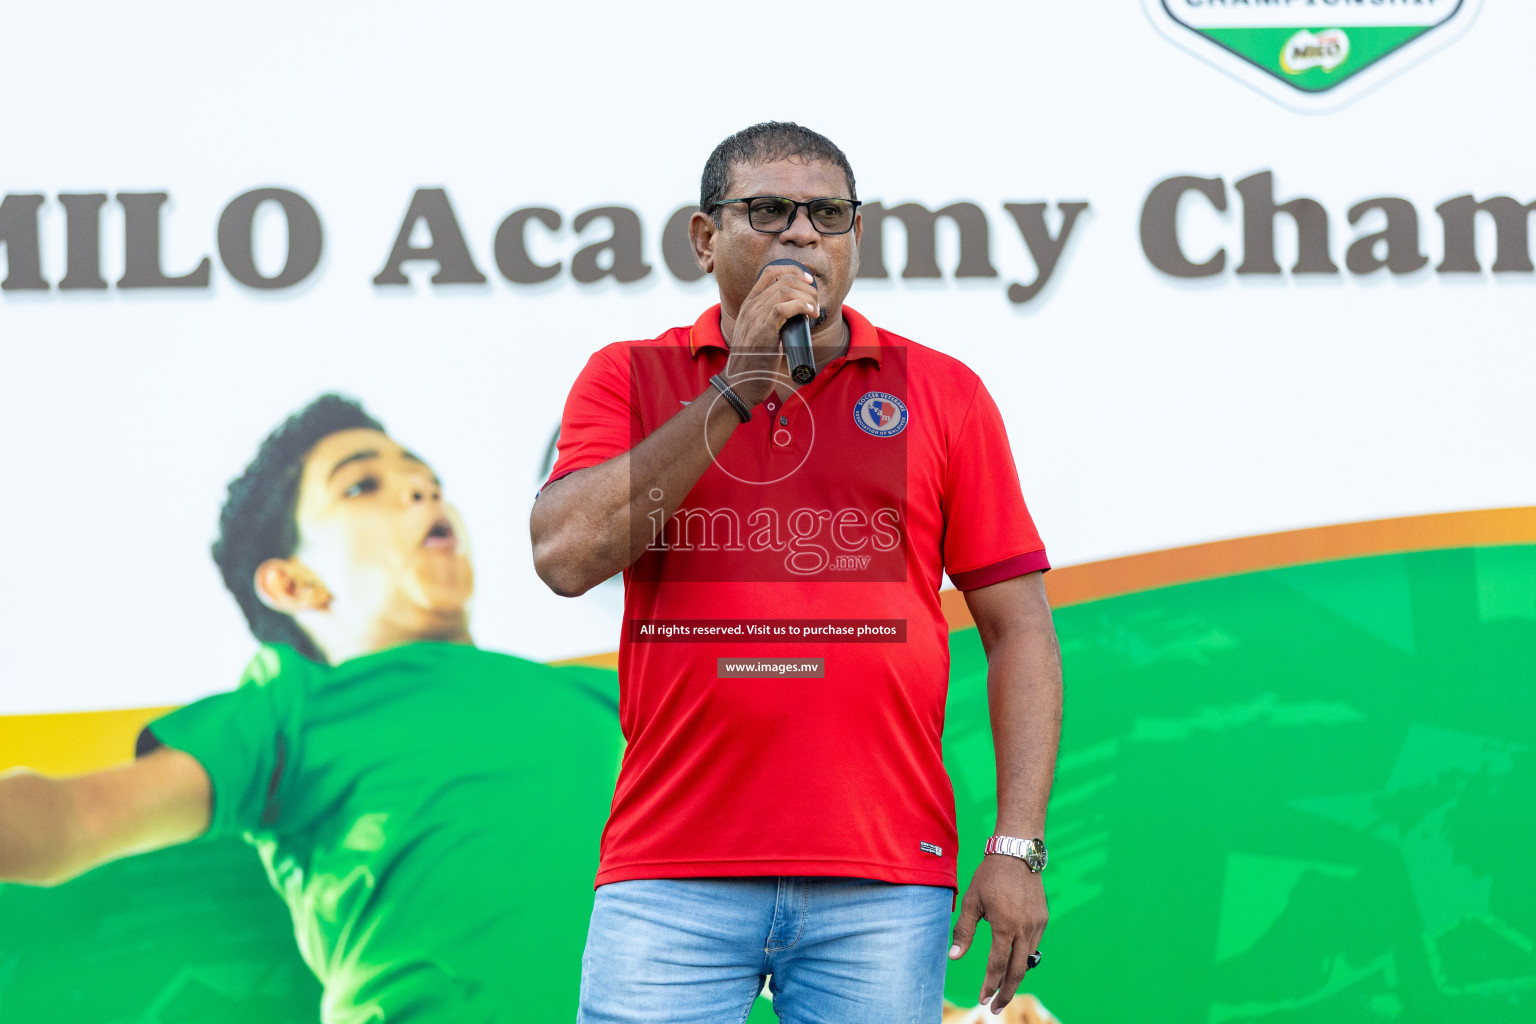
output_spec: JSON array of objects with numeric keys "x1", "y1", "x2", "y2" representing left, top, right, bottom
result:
[
  {"x1": 1280, "y1": 29, "x2": 1349, "y2": 74},
  {"x1": 1144, "y1": 0, "x2": 1483, "y2": 112}
]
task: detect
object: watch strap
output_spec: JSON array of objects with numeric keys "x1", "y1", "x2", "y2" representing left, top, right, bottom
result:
[{"x1": 985, "y1": 835, "x2": 1047, "y2": 872}]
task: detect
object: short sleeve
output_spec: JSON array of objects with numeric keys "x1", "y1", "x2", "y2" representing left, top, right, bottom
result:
[
  {"x1": 942, "y1": 377, "x2": 1050, "y2": 590},
  {"x1": 136, "y1": 645, "x2": 309, "y2": 839},
  {"x1": 543, "y1": 343, "x2": 642, "y2": 492}
]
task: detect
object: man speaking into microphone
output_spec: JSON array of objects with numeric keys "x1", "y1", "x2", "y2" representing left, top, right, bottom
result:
[{"x1": 531, "y1": 122, "x2": 1061, "y2": 1023}]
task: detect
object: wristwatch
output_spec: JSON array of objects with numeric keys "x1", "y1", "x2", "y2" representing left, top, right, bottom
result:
[{"x1": 985, "y1": 835, "x2": 1048, "y2": 873}]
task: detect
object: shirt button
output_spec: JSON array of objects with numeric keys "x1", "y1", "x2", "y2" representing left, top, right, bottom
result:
[{"x1": 779, "y1": 416, "x2": 788, "y2": 426}]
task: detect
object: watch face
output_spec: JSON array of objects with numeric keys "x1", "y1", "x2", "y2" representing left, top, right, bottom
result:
[{"x1": 1024, "y1": 838, "x2": 1048, "y2": 872}]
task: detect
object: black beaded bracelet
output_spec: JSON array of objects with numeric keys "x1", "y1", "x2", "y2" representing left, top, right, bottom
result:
[{"x1": 709, "y1": 373, "x2": 752, "y2": 423}]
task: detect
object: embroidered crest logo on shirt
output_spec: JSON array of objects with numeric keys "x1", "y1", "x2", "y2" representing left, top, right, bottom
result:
[{"x1": 854, "y1": 392, "x2": 908, "y2": 438}]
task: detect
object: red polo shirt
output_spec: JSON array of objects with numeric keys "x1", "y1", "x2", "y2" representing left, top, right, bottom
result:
[{"x1": 546, "y1": 304, "x2": 1047, "y2": 888}]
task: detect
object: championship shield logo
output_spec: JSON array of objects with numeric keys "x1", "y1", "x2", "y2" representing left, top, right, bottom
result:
[{"x1": 1143, "y1": 0, "x2": 1483, "y2": 113}]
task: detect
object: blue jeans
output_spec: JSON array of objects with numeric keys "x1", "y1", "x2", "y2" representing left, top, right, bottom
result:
[{"x1": 577, "y1": 877, "x2": 953, "y2": 1024}]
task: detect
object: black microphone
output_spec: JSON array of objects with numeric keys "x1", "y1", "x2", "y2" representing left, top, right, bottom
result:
[{"x1": 761, "y1": 258, "x2": 817, "y2": 384}]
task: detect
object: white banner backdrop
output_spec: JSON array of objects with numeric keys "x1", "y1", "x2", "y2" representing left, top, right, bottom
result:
[{"x1": 2, "y1": 1, "x2": 1532, "y2": 712}]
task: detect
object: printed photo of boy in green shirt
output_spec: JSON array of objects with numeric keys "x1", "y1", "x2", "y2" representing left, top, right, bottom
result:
[{"x1": 0, "y1": 395, "x2": 624, "y2": 1023}]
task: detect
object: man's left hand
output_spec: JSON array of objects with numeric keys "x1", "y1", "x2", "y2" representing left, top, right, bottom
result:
[{"x1": 949, "y1": 854, "x2": 1049, "y2": 1014}]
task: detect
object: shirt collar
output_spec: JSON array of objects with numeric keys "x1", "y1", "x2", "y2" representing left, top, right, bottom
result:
[{"x1": 688, "y1": 303, "x2": 882, "y2": 369}]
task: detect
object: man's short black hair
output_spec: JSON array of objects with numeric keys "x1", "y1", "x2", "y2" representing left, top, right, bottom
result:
[
  {"x1": 212, "y1": 394, "x2": 383, "y2": 663},
  {"x1": 700, "y1": 122, "x2": 857, "y2": 222}
]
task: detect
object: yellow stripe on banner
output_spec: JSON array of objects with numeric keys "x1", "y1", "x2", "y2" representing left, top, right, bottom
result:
[
  {"x1": 549, "y1": 651, "x2": 620, "y2": 670},
  {"x1": 9, "y1": 507, "x2": 1533, "y2": 778},
  {"x1": 0, "y1": 707, "x2": 174, "y2": 775},
  {"x1": 940, "y1": 505, "x2": 1536, "y2": 631}
]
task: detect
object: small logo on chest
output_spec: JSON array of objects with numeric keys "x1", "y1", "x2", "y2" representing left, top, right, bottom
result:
[{"x1": 854, "y1": 392, "x2": 908, "y2": 438}]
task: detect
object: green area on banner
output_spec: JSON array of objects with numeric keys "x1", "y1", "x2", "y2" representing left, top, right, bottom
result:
[
  {"x1": 943, "y1": 544, "x2": 1536, "y2": 1022},
  {"x1": 3, "y1": 544, "x2": 1533, "y2": 1022},
  {"x1": 1201, "y1": 26, "x2": 1431, "y2": 91},
  {"x1": 0, "y1": 839, "x2": 322, "y2": 1021}
]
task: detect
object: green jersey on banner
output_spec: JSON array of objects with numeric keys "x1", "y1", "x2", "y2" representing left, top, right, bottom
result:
[{"x1": 143, "y1": 643, "x2": 622, "y2": 1024}]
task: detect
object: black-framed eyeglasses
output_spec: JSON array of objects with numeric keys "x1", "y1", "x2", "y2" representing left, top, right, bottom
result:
[{"x1": 711, "y1": 196, "x2": 862, "y2": 235}]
